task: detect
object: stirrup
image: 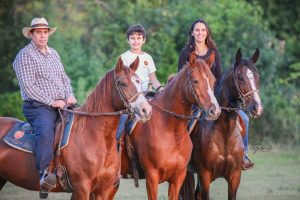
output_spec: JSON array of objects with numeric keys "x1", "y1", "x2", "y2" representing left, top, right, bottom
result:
[{"x1": 40, "y1": 170, "x2": 57, "y2": 190}]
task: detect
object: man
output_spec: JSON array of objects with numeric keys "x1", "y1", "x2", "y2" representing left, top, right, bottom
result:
[{"x1": 13, "y1": 17, "x2": 77, "y2": 189}]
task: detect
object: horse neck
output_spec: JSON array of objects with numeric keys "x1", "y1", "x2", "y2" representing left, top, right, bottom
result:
[
  {"x1": 155, "y1": 70, "x2": 192, "y2": 115},
  {"x1": 215, "y1": 69, "x2": 239, "y2": 133},
  {"x1": 80, "y1": 70, "x2": 116, "y2": 113},
  {"x1": 216, "y1": 68, "x2": 235, "y2": 109}
]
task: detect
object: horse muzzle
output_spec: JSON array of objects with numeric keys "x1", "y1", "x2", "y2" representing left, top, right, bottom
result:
[
  {"x1": 248, "y1": 103, "x2": 263, "y2": 118},
  {"x1": 204, "y1": 104, "x2": 221, "y2": 121}
]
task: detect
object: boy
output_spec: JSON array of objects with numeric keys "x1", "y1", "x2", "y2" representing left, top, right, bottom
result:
[{"x1": 121, "y1": 24, "x2": 163, "y2": 92}]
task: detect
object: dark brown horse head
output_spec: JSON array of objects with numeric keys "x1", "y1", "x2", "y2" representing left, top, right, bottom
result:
[
  {"x1": 114, "y1": 57, "x2": 152, "y2": 122},
  {"x1": 187, "y1": 51, "x2": 221, "y2": 120},
  {"x1": 233, "y1": 48, "x2": 263, "y2": 118}
]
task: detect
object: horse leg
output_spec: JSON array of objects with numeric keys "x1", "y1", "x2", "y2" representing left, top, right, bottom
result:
[
  {"x1": 197, "y1": 170, "x2": 211, "y2": 200},
  {"x1": 227, "y1": 170, "x2": 241, "y2": 200},
  {"x1": 105, "y1": 184, "x2": 119, "y2": 200},
  {"x1": 0, "y1": 177, "x2": 7, "y2": 190},
  {"x1": 168, "y1": 168, "x2": 187, "y2": 200},
  {"x1": 145, "y1": 172, "x2": 159, "y2": 200},
  {"x1": 71, "y1": 187, "x2": 91, "y2": 200},
  {"x1": 179, "y1": 171, "x2": 195, "y2": 200}
]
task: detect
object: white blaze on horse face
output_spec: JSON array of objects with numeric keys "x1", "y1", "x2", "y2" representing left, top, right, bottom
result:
[
  {"x1": 131, "y1": 75, "x2": 143, "y2": 92},
  {"x1": 203, "y1": 74, "x2": 220, "y2": 113},
  {"x1": 246, "y1": 69, "x2": 261, "y2": 105},
  {"x1": 130, "y1": 74, "x2": 152, "y2": 122}
]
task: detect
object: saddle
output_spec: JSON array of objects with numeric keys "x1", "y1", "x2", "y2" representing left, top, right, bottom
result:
[{"x1": 2, "y1": 111, "x2": 75, "y2": 194}]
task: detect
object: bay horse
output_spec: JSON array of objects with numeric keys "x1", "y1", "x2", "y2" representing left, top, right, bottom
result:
[
  {"x1": 0, "y1": 57, "x2": 152, "y2": 199},
  {"x1": 179, "y1": 48, "x2": 263, "y2": 200},
  {"x1": 109, "y1": 52, "x2": 221, "y2": 200}
]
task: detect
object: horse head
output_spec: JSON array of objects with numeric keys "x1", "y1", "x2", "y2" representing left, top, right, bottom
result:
[
  {"x1": 114, "y1": 57, "x2": 152, "y2": 122},
  {"x1": 233, "y1": 48, "x2": 263, "y2": 118},
  {"x1": 187, "y1": 51, "x2": 221, "y2": 120}
]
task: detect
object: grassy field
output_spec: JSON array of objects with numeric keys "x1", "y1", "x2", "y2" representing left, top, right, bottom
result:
[{"x1": 1, "y1": 145, "x2": 300, "y2": 200}]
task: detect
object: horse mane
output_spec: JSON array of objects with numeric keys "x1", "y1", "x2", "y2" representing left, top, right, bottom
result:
[{"x1": 79, "y1": 70, "x2": 114, "y2": 113}]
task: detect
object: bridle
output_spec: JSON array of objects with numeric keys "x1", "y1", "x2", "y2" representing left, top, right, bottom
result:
[
  {"x1": 113, "y1": 71, "x2": 142, "y2": 114},
  {"x1": 232, "y1": 64, "x2": 260, "y2": 111},
  {"x1": 187, "y1": 68, "x2": 204, "y2": 110}
]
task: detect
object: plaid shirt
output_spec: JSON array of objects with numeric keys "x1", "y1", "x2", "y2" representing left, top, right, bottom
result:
[{"x1": 13, "y1": 42, "x2": 74, "y2": 106}]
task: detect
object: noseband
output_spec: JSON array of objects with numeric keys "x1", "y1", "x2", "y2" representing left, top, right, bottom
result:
[
  {"x1": 188, "y1": 68, "x2": 204, "y2": 110},
  {"x1": 114, "y1": 71, "x2": 142, "y2": 114}
]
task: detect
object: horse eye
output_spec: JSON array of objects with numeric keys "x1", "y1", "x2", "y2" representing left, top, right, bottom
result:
[
  {"x1": 120, "y1": 82, "x2": 128, "y2": 87},
  {"x1": 136, "y1": 79, "x2": 140, "y2": 84},
  {"x1": 193, "y1": 80, "x2": 199, "y2": 84},
  {"x1": 238, "y1": 77, "x2": 244, "y2": 82}
]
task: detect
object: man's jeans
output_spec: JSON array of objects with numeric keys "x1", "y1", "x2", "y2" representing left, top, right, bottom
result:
[{"x1": 22, "y1": 100, "x2": 58, "y2": 171}]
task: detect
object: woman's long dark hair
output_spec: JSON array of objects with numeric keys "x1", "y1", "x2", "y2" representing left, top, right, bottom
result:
[{"x1": 185, "y1": 19, "x2": 217, "y2": 52}]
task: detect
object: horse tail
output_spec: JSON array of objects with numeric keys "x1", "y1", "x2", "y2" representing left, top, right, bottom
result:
[{"x1": 179, "y1": 171, "x2": 195, "y2": 200}]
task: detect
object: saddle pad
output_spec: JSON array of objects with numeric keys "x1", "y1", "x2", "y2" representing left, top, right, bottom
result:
[{"x1": 3, "y1": 113, "x2": 74, "y2": 153}]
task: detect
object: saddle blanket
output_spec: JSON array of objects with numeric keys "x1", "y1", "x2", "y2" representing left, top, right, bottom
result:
[{"x1": 3, "y1": 113, "x2": 74, "y2": 153}]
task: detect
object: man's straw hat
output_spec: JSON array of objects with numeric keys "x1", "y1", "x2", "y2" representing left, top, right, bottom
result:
[{"x1": 22, "y1": 17, "x2": 57, "y2": 39}]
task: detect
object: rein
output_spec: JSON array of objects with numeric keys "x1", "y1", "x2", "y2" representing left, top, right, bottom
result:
[
  {"x1": 147, "y1": 67, "x2": 206, "y2": 120},
  {"x1": 60, "y1": 108, "x2": 129, "y2": 116},
  {"x1": 149, "y1": 102, "x2": 200, "y2": 120}
]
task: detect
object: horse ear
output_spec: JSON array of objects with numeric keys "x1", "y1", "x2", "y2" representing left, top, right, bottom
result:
[
  {"x1": 129, "y1": 56, "x2": 139, "y2": 72},
  {"x1": 205, "y1": 50, "x2": 215, "y2": 68},
  {"x1": 189, "y1": 51, "x2": 197, "y2": 68},
  {"x1": 115, "y1": 57, "x2": 124, "y2": 73},
  {"x1": 250, "y1": 48, "x2": 260, "y2": 64},
  {"x1": 235, "y1": 48, "x2": 242, "y2": 69}
]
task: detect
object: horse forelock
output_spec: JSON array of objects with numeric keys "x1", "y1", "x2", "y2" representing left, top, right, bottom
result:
[
  {"x1": 192, "y1": 59, "x2": 216, "y2": 90},
  {"x1": 240, "y1": 58, "x2": 259, "y2": 78}
]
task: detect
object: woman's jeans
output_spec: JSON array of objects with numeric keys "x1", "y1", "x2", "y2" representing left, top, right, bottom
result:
[{"x1": 238, "y1": 110, "x2": 249, "y2": 155}]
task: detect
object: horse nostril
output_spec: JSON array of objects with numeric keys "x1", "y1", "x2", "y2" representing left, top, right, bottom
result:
[
  {"x1": 209, "y1": 106, "x2": 216, "y2": 115},
  {"x1": 142, "y1": 108, "x2": 147, "y2": 114}
]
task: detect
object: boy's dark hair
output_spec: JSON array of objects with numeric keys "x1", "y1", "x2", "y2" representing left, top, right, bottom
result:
[{"x1": 126, "y1": 24, "x2": 146, "y2": 39}]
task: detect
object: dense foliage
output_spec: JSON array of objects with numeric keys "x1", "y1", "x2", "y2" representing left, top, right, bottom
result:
[{"x1": 0, "y1": 0, "x2": 299, "y2": 144}]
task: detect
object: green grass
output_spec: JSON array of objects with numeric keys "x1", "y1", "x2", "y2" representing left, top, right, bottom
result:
[{"x1": 1, "y1": 146, "x2": 300, "y2": 200}]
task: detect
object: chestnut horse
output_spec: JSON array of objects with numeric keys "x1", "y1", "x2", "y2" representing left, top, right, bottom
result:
[
  {"x1": 0, "y1": 57, "x2": 152, "y2": 199},
  {"x1": 179, "y1": 48, "x2": 263, "y2": 200},
  {"x1": 109, "y1": 52, "x2": 221, "y2": 200}
]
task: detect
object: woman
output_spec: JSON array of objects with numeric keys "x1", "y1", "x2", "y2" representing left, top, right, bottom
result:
[
  {"x1": 178, "y1": 18, "x2": 253, "y2": 170},
  {"x1": 178, "y1": 19, "x2": 221, "y2": 84}
]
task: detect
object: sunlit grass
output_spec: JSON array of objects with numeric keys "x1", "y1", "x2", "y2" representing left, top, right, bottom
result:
[{"x1": 1, "y1": 146, "x2": 300, "y2": 200}]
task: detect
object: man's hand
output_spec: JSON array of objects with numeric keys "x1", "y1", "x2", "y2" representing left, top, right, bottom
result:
[
  {"x1": 51, "y1": 100, "x2": 66, "y2": 109},
  {"x1": 66, "y1": 96, "x2": 77, "y2": 105}
]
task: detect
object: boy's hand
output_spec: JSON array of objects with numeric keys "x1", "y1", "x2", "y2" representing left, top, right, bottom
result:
[{"x1": 156, "y1": 86, "x2": 164, "y2": 93}]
